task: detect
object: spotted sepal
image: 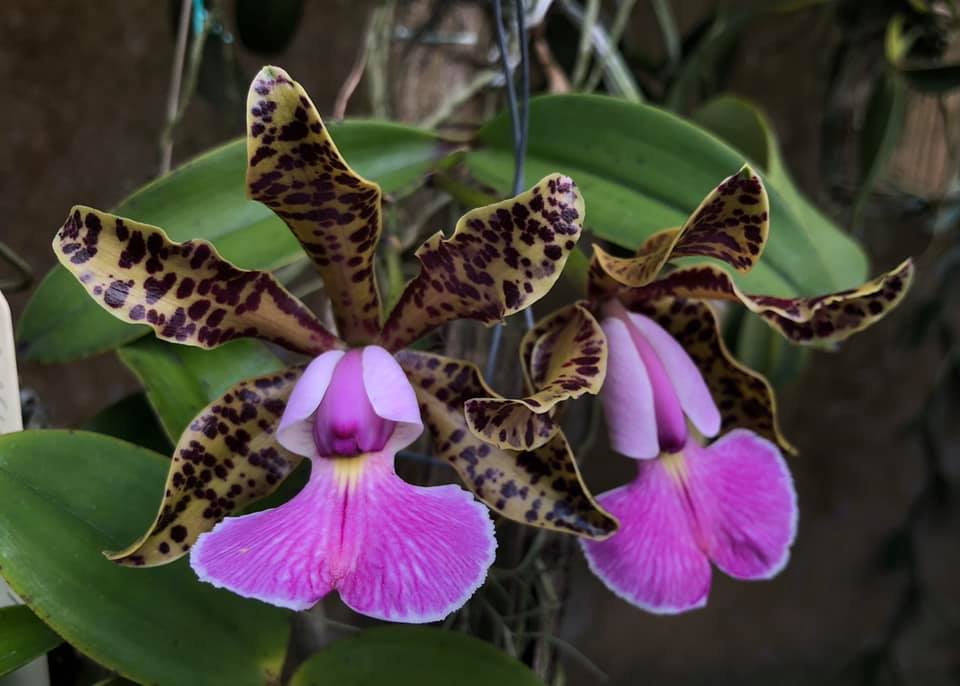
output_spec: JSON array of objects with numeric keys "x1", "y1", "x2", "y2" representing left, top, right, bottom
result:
[
  {"x1": 587, "y1": 229, "x2": 678, "y2": 302},
  {"x1": 107, "y1": 366, "x2": 305, "y2": 566},
  {"x1": 623, "y1": 259, "x2": 914, "y2": 345},
  {"x1": 246, "y1": 66, "x2": 383, "y2": 345},
  {"x1": 397, "y1": 350, "x2": 617, "y2": 540},
  {"x1": 379, "y1": 175, "x2": 585, "y2": 352},
  {"x1": 54, "y1": 207, "x2": 340, "y2": 356},
  {"x1": 631, "y1": 298, "x2": 794, "y2": 454},
  {"x1": 589, "y1": 165, "x2": 768, "y2": 295},
  {"x1": 464, "y1": 303, "x2": 607, "y2": 451}
]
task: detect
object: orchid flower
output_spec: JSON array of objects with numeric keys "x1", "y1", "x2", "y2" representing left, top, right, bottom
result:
[
  {"x1": 52, "y1": 66, "x2": 615, "y2": 622},
  {"x1": 465, "y1": 166, "x2": 914, "y2": 613}
]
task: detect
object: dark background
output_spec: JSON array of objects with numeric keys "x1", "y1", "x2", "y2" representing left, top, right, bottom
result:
[{"x1": 1, "y1": 2, "x2": 956, "y2": 684}]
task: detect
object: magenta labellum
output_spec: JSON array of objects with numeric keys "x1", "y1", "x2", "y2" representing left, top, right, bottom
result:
[
  {"x1": 191, "y1": 345, "x2": 497, "y2": 621},
  {"x1": 583, "y1": 301, "x2": 798, "y2": 614}
]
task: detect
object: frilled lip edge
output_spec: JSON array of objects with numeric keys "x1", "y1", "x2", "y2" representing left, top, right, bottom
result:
[
  {"x1": 578, "y1": 429, "x2": 798, "y2": 614},
  {"x1": 190, "y1": 453, "x2": 497, "y2": 624}
]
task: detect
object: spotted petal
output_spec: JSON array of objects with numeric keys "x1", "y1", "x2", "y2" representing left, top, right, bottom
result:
[
  {"x1": 588, "y1": 165, "x2": 768, "y2": 297},
  {"x1": 379, "y1": 175, "x2": 584, "y2": 351},
  {"x1": 627, "y1": 259, "x2": 914, "y2": 345},
  {"x1": 246, "y1": 66, "x2": 382, "y2": 345},
  {"x1": 108, "y1": 367, "x2": 304, "y2": 566},
  {"x1": 627, "y1": 297, "x2": 793, "y2": 454},
  {"x1": 397, "y1": 350, "x2": 617, "y2": 539},
  {"x1": 54, "y1": 207, "x2": 339, "y2": 355},
  {"x1": 465, "y1": 303, "x2": 606, "y2": 450}
]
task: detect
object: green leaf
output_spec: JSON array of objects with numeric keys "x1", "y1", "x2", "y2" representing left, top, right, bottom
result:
[
  {"x1": 665, "y1": 11, "x2": 748, "y2": 113},
  {"x1": 117, "y1": 338, "x2": 284, "y2": 441},
  {"x1": 465, "y1": 94, "x2": 868, "y2": 298},
  {"x1": 0, "y1": 605, "x2": 61, "y2": 678},
  {"x1": 83, "y1": 392, "x2": 172, "y2": 455},
  {"x1": 0, "y1": 430, "x2": 290, "y2": 686},
  {"x1": 17, "y1": 121, "x2": 443, "y2": 363},
  {"x1": 289, "y1": 627, "x2": 544, "y2": 686},
  {"x1": 856, "y1": 73, "x2": 907, "y2": 220},
  {"x1": 901, "y1": 63, "x2": 960, "y2": 93}
]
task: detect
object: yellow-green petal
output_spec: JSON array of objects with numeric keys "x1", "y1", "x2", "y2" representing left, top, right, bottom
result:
[
  {"x1": 623, "y1": 259, "x2": 915, "y2": 345},
  {"x1": 380, "y1": 174, "x2": 585, "y2": 351},
  {"x1": 53, "y1": 207, "x2": 340, "y2": 355},
  {"x1": 398, "y1": 350, "x2": 617, "y2": 540},
  {"x1": 108, "y1": 366, "x2": 304, "y2": 566},
  {"x1": 246, "y1": 65, "x2": 383, "y2": 345},
  {"x1": 588, "y1": 165, "x2": 769, "y2": 294},
  {"x1": 465, "y1": 303, "x2": 607, "y2": 450}
]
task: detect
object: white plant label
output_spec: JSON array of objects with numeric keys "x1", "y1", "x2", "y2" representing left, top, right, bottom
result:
[{"x1": 0, "y1": 289, "x2": 21, "y2": 433}]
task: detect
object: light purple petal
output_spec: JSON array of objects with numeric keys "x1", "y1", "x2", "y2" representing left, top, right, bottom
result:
[
  {"x1": 600, "y1": 317, "x2": 659, "y2": 459},
  {"x1": 277, "y1": 350, "x2": 345, "y2": 456},
  {"x1": 336, "y1": 454, "x2": 496, "y2": 622},
  {"x1": 189, "y1": 456, "x2": 342, "y2": 611},
  {"x1": 361, "y1": 345, "x2": 423, "y2": 453},
  {"x1": 685, "y1": 429, "x2": 798, "y2": 580},
  {"x1": 580, "y1": 458, "x2": 712, "y2": 614},
  {"x1": 191, "y1": 452, "x2": 496, "y2": 621},
  {"x1": 625, "y1": 310, "x2": 721, "y2": 439}
]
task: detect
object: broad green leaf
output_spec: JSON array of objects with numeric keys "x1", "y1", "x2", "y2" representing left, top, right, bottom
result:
[
  {"x1": 18, "y1": 121, "x2": 443, "y2": 363},
  {"x1": 0, "y1": 430, "x2": 290, "y2": 686},
  {"x1": 464, "y1": 94, "x2": 869, "y2": 299},
  {"x1": 83, "y1": 392, "x2": 172, "y2": 455},
  {"x1": 0, "y1": 606, "x2": 61, "y2": 678},
  {"x1": 117, "y1": 338, "x2": 283, "y2": 441},
  {"x1": 289, "y1": 627, "x2": 545, "y2": 686}
]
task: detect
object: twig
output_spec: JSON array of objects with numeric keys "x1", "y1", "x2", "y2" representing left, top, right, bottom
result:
[
  {"x1": 524, "y1": 632, "x2": 608, "y2": 682},
  {"x1": 333, "y1": 16, "x2": 372, "y2": 119},
  {"x1": 367, "y1": 1, "x2": 396, "y2": 120},
  {"x1": 160, "y1": 0, "x2": 193, "y2": 174},
  {"x1": 650, "y1": 0, "x2": 681, "y2": 66},
  {"x1": 514, "y1": 0, "x2": 530, "y2": 196},
  {"x1": 419, "y1": 69, "x2": 500, "y2": 129},
  {"x1": 480, "y1": 597, "x2": 519, "y2": 657},
  {"x1": 558, "y1": 0, "x2": 643, "y2": 101},
  {"x1": 0, "y1": 242, "x2": 33, "y2": 292},
  {"x1": 583, "y1": 0, "x2": 639, "y2": 92},
  {"x1": 492, "y1": 0, "x2": 522, "y2": 175},
  {"x1": 570, "y1": 0, "x2": 600, "y2": 88},
  {"x1": 486, "y1": 0, "x2": 533, "y2": 381},
  {"x1": 533, "y1": 26, "x2": 572, "y2": 93}
]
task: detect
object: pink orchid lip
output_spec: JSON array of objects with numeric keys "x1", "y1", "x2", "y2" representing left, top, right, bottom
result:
[
  {"x1": 191, "y1": 343, "x2": 496, "y2": 620},
  {"x1": 580, "y1": 429, "x2": 798, "y2": 614}
]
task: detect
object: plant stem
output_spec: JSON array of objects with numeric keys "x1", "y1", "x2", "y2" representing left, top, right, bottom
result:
[
  {"x1": 570, "y1": 0, "x2": 600, "y2": 88},
  {"x1": 160, "y1": 0, "x2": 192, "y2": 174}
]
